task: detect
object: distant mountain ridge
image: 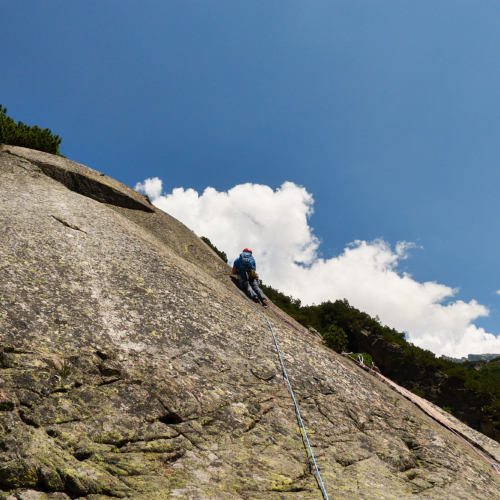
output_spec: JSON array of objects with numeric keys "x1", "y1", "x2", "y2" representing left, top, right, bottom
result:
[{"x1": 442, "y1": 354, "x2": 500, "y2": 363}]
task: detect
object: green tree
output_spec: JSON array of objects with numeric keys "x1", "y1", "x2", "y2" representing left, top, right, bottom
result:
[
  {"x1": 0, "y1": 104, "x2": 62, "y2": 155},
  {"x1": 201, "y1": 236, "x2": 228, "y2": 263},
  {"x1": 323, "y1": 324, "x2": 348, "y2": 353},
  {"x1": 0, "y1": 105, "x2": 8, "y2": 144}
]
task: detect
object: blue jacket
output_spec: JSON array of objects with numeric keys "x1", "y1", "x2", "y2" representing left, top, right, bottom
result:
[{"x1": 233, "y1": 252, "x2": 256, "y2": 278}]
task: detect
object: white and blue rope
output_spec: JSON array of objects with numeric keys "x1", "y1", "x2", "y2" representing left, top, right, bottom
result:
[{"x1": 234, "y1": 286, "x2": 330, "y2": 499}]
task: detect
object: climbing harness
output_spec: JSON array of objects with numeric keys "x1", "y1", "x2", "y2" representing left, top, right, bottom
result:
[
  {"x1": 343, "y1": 352, "x2": 500, "y2": 478},
  {"x1": 234, "y1": 286, "x2": 330, "y2": 499}
]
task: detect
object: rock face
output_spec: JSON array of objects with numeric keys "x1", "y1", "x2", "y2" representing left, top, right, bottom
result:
[
  {"x1": 1, "y1": 146, "x2": 500, "y2": 499},
  {"x1": 350, "y1": 327, "x2": 496, "y2": 440}
]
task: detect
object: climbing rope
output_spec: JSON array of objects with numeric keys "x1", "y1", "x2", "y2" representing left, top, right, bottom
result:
[
  {"x1": 210, "y1": 273, "x2": 324, "y2": 344},
  {"x1": 234, "y1": 286, "x2": 330, "y2": 499},
  {"x1": 211, "y1": 273, "x2": 499, "y2": 483},
  {"x1": 267, "y1": 303, "x2": 325, "y2": 344},
  {"x1": 342, "y1": 352, "x2": 500, "y2": 478}
]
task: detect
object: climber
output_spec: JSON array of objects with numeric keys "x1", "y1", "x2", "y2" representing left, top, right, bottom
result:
[{"x1": 232, "y1": 248, "x2": 269, "y2": 307}]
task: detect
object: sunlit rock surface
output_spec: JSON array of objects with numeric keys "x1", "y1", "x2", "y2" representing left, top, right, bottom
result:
[{"x1": 1, "y1": 146, "x2": 500, "y2": 499}]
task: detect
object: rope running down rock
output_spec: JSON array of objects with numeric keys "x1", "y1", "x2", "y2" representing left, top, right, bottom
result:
[
  {"x1": 211, "y1": 273, "x2": 324, "y2": 344},
  {"x1": 234, "y1": 286, "x2": 330, "y2": 500},
  {"x1": 267, "y1": 302, "x2": 325, "y2": 344}
]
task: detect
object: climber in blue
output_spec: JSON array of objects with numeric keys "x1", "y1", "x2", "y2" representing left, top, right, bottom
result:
[{"x1": 232, "y1": 248, "x2": 269, "y2": 307}]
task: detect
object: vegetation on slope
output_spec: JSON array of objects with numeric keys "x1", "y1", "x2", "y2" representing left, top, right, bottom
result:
[
  {"x1": 201, "y1": 236, "x2": 228, "y2": 263},
  {"x1": 260, "y1": 282, "x2": 500, "y2": 438},
  {"x1": 0, "y1": 105, "x2": 62, "y2": 155}
]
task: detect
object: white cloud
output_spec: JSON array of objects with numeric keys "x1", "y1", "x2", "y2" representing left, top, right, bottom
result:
[
  {"x1": 135, "y1": 178, "x2": 499, "y2": 358},
  {"x1": 135, "y1": 177, "x2": 163, "y2": 200}
]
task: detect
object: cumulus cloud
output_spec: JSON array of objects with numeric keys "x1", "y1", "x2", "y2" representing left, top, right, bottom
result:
[
  {"x1": 135, "y1": 177, "x2": 163, "y2": 200},
  {"x1": 135, "y1": 177, "x2": 500, "y2": 357}
]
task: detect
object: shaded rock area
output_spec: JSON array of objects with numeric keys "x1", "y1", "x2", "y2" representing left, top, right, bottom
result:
[
  {"x1": 1, "y1": 148, "x2": 500, "y2": 499},
  {"x1": 0, "y1": 146, "x2": 154, "y2": 213}
]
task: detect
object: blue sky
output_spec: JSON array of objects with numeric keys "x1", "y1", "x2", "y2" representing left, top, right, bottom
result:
[{"x1": 3, "y1": 1, "x2": 500, "y2": 354}]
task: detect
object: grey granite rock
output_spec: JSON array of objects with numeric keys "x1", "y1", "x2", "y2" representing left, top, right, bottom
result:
[
  {"x1": 1, "y1": 149, "x2": 500, "y2": 499},
  {"x1": 0, "y1": 145, "x2": 154, "y2": 212}
]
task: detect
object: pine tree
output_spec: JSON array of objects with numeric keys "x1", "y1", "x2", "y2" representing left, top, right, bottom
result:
[{"x1": 0, "y1": 105, "x2": 62, "y2": 155}]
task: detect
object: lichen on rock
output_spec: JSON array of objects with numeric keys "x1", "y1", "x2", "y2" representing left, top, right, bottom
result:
[{"x1": 2, "y1": 149, "x2": 500, "y2": 498}]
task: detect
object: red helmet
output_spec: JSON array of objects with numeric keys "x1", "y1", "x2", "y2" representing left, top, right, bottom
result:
[{"x1": 243, "y1": 248, "x2": 252, "y2": 254}]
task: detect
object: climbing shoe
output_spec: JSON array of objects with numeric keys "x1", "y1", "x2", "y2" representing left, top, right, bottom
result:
[
  {"x1": 252, "y1": 296, "x2": 260, "y2": 303},
  {"x1": 261, "y1": 299, "x2": 269, "y2": 308}
]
